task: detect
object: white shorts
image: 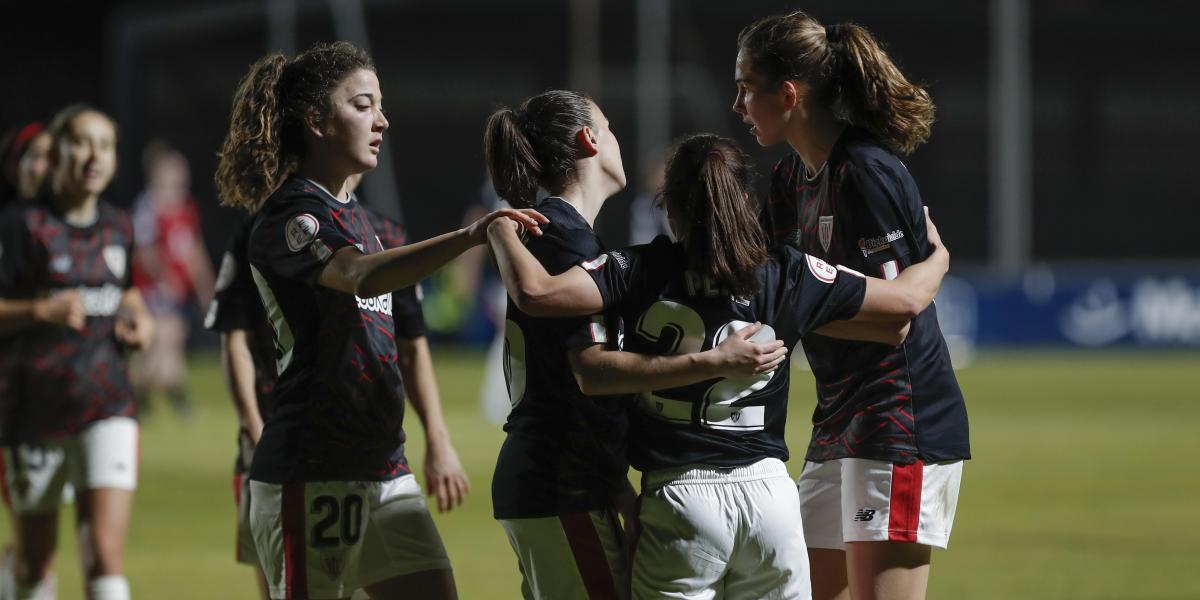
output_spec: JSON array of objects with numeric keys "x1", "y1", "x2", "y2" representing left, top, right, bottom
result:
[
  {"x1": 233, "y1": 471, "x2": 258, "y2": 567},
  {"x1": 797, "y1": 458, "x2": 963, "y2": 550},
  {"x1": 632, "y1": 458, "x2": 810, "y2": 600},
  {"x1": 499, "y1": 510, "x2": 628, "y2": 600},
  {"x1": 249, "y1": 474, "x2": 451, "y2": 600},
  {"x1": 1, "y1": 417, "x2": 139, "y2": 514}
]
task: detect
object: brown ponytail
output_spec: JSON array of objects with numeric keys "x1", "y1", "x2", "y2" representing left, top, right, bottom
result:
[
  {"x1": 738, "y1": 11, "x2": 935, "y2": 155},
  {"x1": 661, "y1": 134, "x2": 768, "y2": 298},
  {"x1": 483, "y1": 90, "x2": 593, "y2": 209},
  {"x1": 215, "y1": 42, "x2": 374, "y2": 211},
  {"x1": 215, "y1": 54, "x2": 287, "y2": 211}
]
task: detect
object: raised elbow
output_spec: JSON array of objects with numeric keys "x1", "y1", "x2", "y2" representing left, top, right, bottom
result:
[{"x1": 513, "y1": 283, "x2": 553, "y2": 317}]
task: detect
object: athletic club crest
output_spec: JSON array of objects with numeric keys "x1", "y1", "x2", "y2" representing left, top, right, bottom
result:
[
  {"x1": 818, "y1": 216, "x2": 834, "y2": 252},
  {"x1": 103, "y1": 245, "x2": 127, "y2": 279}
]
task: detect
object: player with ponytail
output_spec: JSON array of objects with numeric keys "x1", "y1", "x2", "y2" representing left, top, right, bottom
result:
[
  {"x1": 482, "y1": 92, "x2": 787, "y2": 599},
  {"x1": 214, "y1": 41, "x2": 545, "y2": 600},
  {"x1": 734, "y1": 11, "x2": 971, "y2": 600},
  {"x1": 487, "y1": 132, "x2": 952, "y2": 598}
]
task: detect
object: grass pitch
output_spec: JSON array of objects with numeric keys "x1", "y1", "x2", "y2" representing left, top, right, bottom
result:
[{"x1": 3, "y1": 349, "x2": 1197, "y2": 599}]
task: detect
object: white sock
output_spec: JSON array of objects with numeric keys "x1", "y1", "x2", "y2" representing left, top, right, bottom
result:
[{"x1": 88, "y1": 575, "x2": 129, "y2": 600}]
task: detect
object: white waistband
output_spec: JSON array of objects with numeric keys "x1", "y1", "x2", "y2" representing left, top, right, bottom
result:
[{"x1": 643, "y1": 457, "x2": 789, "y2": 489}]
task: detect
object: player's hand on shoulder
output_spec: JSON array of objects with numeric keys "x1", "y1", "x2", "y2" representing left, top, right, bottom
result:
[
  {"x1": 473, "y1": 208, "x2": 548, "y2": 243},
  {"x1": 708, "y1": 322, "x2": 787, "y2": 377},
  {"x1": 424, "y1": 440, "x2": 470, "y2": 513}
]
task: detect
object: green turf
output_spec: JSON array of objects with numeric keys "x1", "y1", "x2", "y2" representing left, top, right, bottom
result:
[{"x1": 3, "y1": 349, "x2": 1197, "y2": 599}]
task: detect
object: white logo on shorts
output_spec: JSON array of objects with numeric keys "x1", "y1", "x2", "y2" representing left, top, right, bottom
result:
[{"x1": 286, "y1": 214, "x2": 320, "y2": 252}]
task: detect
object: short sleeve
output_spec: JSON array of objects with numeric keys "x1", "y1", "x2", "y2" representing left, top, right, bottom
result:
[
  {"x1": 774, "y1": 247, "x2": 866, "y2": 335},
  {"x1": 843, "y1": 160, "x2": 925, "y2": 270},
  {"x1": 205, "y1": 218, "x2": 260, "y2": 332},
  {"x1": 578, "y1": 237, "x2": 673, "y2": 312},
  {"x1": 249, "y1": 194, "x2": 357, "y2": 285},
  {"x1": 391, "y1": 284, "x2": 427, "y2": 339}
]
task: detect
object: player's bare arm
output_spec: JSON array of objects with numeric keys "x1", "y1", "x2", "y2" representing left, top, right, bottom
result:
[
  {"x1": 221, "y1": 329, "x2": 265, "y2": 444},
  {"x1": 320, "y1": 207, "x2": 547, "y2": 298},
  {"x1": 487, "y1": 216, "x2": 604, "y2": 317},
  {"x1": 397, "y1": 335, "x2": 470, "y2": 513},
  {"x1": 566, "y1": 322, "x2": 786, "y2": 396}
]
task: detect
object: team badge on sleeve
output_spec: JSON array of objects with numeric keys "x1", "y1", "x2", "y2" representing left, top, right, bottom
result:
[
  {"x1": 103, "y1": 245, "x2": 127, "y2": 279},
  {"x1": 805, "y1": 254, "x2": 837, "y2": 283},
  {"x1": 286, "y1": 214, "x2": 320, "y2": 252}
]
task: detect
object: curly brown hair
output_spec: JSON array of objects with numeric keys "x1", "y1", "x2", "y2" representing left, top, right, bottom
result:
[
  {"x1": 215, "y1": 41, "x2": 374, "y2": 211},
  {"x1": 738, "y1": 11, "x2": 935, "y2": 155}
]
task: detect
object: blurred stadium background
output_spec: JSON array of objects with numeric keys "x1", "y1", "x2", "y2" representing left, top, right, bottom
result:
[{"x1": 2, "y1": 0, "x2": 1198, "y2": 598}]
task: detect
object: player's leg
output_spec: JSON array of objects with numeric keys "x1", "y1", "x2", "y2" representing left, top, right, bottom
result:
[
  {"x1": 2, "y1": 443, "x2": 70, "y2": 598},
  {"x1": 723, "y1": 459, "x2": 810, "y2": 600},
  {"x1": 797, "y1": 459, "x2": 849, "y2": 600},
  {"x1": 840, "y1": 459, "x2": 963, "y2": 600},
  {"x1": 74, "y1": 416, "x2": 138, "y2": 600},
  {"x1": 631, "y1": 469, "x2": 733, "y2": 600},
  {"x1": 354, "y1": 475, "x2": 456, "y2": 600},
  {"x1": 498, "y1": 510, "x2": 627, "y2": 600}
]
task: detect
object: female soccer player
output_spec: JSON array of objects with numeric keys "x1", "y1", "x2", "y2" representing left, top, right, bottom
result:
[
  {"x1": 488, "y1": 133, "x2": 949, "y2": 599},
  {"x1": 0, "y1": 104, "x2": 153, "y2": 600},
  {"x1": 206, "y1": 192, "x2": 471, "y2": 600},
  {"x1": 0, "y1": 122, "x2": 53, "y2": 209},
  {"x1": 483, "y1": 92, "x2": 787, "y2": 599},
  {"x1": 214, "y1": 41, "x2": 543, "y2": 600},
  {"x1": 733, "y1": 11, "x2": 971, "y2": 600}
]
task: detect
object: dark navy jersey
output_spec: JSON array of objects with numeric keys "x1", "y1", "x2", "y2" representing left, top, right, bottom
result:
[
  {"x1": 247, "y1": 177, "x2": 408, "y2": 482},
  {"x1": 763, "y1": 127, "x2": 970, "y2": 464},
  {"x1": 364, "y1": 207, "x2": 427, "y2": 340},
  {"x1": 492, "y1": 197, "x2": 629, "y2": 520},
  {"x1": 581, "y1": 236, "x2": 865, "y2": 472},
  {"x1": 0, "y1": 201, "x2": 135, "y2": 442},
  {"x1": 205, "y1": 215, "x2": 279, "y2": 473}
]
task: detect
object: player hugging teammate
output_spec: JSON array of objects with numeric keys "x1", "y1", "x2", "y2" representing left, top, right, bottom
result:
[{"x1": 213, "y1": 41, "x2": 544, "y2": 600}]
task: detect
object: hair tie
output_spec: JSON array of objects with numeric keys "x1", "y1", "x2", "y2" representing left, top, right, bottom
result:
[
  {"x1": 707, "y1": 149, "x2": 726, "y2": 163},
  {"x1": 825, "y1": 23, "x2": 846, "y2": 44}
]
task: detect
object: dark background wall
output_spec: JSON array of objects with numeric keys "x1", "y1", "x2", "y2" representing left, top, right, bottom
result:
[{"x1": 3, "y1": 0, "x2": 1197, "y2": 265}]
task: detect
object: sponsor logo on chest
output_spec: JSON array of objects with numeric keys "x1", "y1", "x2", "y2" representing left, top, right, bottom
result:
[
  {"x1": 858, "y1": 230, "x2": 905, "y2": 258},
  {"x1": 356, "y1": 292, "x2": 393, "y2": 316}
]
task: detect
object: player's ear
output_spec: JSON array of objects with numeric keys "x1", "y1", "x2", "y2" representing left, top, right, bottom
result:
[
  {"x1": 779, "y1": 80, "x2": 801, "y2": 111},
  {"x1": 304, "y1": 109, "x2": 326, "y2": 139},
  {"x1": 576, "y1": 126, "x2": 600, "y2": 158}
]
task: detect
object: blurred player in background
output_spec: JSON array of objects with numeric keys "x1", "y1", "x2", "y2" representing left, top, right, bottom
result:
[
  {"x1": 205, "y1": 172, "x2": 470, "y2": 599},
  {"x1": 734, "y1": 12, "x2": 971, "y2": 599},
  {"x1": 488, "y1": 133, "x2": 949, "y2": 599},
  {"x1": 483, "y1": 91, "x2": 787, "y2": 599},
  {"x1": 0, "y1": 105, "x2": 153, "y2": 600},
  {"x1": 130, "y1": 141, "x2": 215, "y2": 418},
  {"x1": 214, "y1": 41, "x2": 543, "y2": 600},
  {"x1": 0, "y1": 123, "x2": 53, "y2": 210}
]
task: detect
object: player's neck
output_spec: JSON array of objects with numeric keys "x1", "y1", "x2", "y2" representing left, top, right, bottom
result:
[
  {"x1": 556, "y1": 184, "x2": 605, "y2": 228},
  {"x1": 296, "y1": 158, "x2": 351, "y2": 203},
  {"x1": 51, "y1": 188, "x2": 99, "y2": 227},
  {"x1": 787, "y1": 115, "x2": 845, "y2": 179}
]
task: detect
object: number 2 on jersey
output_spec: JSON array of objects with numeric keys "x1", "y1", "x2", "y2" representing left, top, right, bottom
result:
[{"x1": 634, "y1": 300, "x2": 774, "y2": 431}]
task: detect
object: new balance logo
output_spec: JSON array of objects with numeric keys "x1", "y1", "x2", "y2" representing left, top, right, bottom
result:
[{"x1": 853, "y1": 508, "x2": 876, "y2": 522}]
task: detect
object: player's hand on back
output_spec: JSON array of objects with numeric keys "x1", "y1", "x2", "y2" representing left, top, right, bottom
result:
[
  {"x1": 33, "y1": 289, "x2": 86, "y2": 331},
  {"x1": 470, "y1": 208, "x2": 548, "y2": 244},
  {"x1": 708, "y1": 322, "x2": 787, "y2": 377},
  {"x1": 424, "y1": 439, "x2": 470, "y2": 513}
]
